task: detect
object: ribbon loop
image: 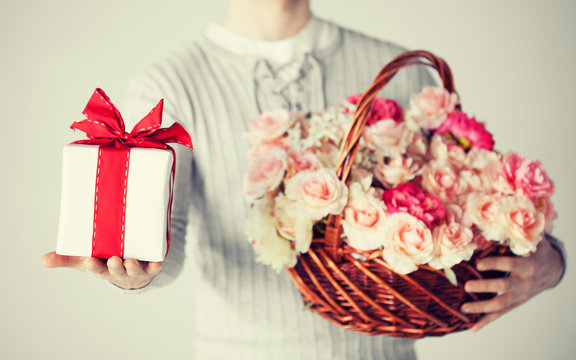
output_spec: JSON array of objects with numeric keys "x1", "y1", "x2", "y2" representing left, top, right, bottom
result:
[{"x1": 71, "y1": 88, "x2": 193, "y2": 151}]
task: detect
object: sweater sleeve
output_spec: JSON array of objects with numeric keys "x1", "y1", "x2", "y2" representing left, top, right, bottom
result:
[{"x1": 112, "y1": 72, "x2": 194, "y2": 294}]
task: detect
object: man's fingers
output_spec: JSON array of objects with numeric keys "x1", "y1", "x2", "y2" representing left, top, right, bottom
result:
[
  {"x1": 146, "y1": 262, "x2": 163, "y2": 277},
  {"x1": 476, "y1": 256, "x2": 532, "y2": 273},
  {"x1": 41, "y1": 252, "x2": 86, "y2": 270},
  {"x1": 465, "y1": 277, "x2": 520, "y2": 294},
  {"x1": 124, "y1": 258, "x2": 147, "y2": 278},
  {"x1": 107, "y1": 256, "x2": 127, "y2": 278},
  {"x1": 83, "y1": 257, "x2": 109, "y2": 279},
  {"x1": 462, "y1": 293, "x2": 515, "y2": 314}
]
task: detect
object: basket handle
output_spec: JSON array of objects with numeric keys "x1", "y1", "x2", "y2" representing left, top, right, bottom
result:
[{"x1": 324, "y1": 50, "x2": 458, "y2": 262}]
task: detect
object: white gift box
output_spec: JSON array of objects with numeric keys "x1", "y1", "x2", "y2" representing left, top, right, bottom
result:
[{"x1": 56, "y1": 144, "x2": 174, "y2": 261}]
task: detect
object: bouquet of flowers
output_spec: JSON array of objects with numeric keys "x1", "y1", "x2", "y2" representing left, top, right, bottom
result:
[{"x1": 243, "y1": 51, "x2": 556, "y2": 337}]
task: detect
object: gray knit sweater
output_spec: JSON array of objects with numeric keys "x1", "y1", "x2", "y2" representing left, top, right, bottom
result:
[{"x1": 122, "y1": 17, "x2": 435, "y2": 360}]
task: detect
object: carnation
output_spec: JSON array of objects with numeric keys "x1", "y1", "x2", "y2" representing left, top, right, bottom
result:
[
  {"x1": 382, "y1": 183, "x2": 446, "y2": 227},
  {"x1": 435, "y1": 111, "x2": 495, "y2": 150},
  {"x1": 345, "y1": 94, "x2": 403, "y2": 125}
]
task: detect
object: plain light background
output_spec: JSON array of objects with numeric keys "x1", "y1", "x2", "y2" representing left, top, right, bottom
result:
[{"x1": 1, "y1": 0, "x2": 574, "y2": 359}]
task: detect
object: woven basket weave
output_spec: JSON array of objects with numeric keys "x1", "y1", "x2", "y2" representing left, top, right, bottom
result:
[{"x1": 285, "y1": 50, "x2": 509, "y2": 338}]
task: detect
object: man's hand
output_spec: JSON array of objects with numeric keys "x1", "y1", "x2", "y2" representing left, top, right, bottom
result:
[
  {"x1": 462, "y1": 238, "x2": 564, "y2": 331},
  {"x1": 41, "y1": 252, "x2": 163, "y2": 290}
]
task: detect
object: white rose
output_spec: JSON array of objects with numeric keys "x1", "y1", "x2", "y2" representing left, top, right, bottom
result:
[
  {"x1": 245, "y1": 197, "x2": 298, "y2": 272},
  {"x1": 363, "y1": 119, "x2": 413, "y2": 158}
]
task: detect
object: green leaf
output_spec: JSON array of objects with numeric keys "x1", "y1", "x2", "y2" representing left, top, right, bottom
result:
[{"x1": 444, "y1": 267, "x2": 458, "y2": 286}]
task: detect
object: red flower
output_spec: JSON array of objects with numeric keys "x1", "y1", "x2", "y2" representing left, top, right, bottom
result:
[
  {"x1": 435, "y1": 111, "x2": 494, "y2": 150},
  {"x1": 346, "y1": 94, "x2": 403, "y2": 125},
  {"x1": 382, "y1": 183, "x2": 446, "y2": 227}
]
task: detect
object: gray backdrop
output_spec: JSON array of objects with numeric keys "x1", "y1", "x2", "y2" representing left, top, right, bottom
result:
[{"x1": 1, "y1": 0, "x2": 574, "y2": 359}]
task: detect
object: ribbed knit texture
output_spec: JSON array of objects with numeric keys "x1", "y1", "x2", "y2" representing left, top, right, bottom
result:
[{"x1": 123, "y1": 17, "x2": 434, "y2": 360}]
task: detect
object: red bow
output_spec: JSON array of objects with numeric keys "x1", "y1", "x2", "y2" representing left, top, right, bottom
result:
[
  {"x1": 70, "y1": 88, "x2": 192, "y2": 260},
  {"x1": 71, "y1": 88, "x2": 193, "y2": 150}
]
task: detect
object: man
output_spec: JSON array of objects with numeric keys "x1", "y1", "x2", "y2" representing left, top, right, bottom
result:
[{"x1": 42, "y1": 0, "x2": 565, "y2": 358}]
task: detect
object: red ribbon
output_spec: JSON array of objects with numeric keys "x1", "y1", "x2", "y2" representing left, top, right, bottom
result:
[{"x1": 71, "y1": 88, "x2": 193, "y2": 259}]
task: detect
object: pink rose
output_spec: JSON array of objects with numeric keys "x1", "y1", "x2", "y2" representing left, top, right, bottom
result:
[
  {"x1": 502, "y1": 196, "x2": 545, "y2": 255},
  {"x1": 363, "y1": 119, "x2": 413, "y2": 158},
  {"x1": 345, "y1": 94, "x2": 403, "y2": 125},
  {"x1": 421, "y1": 161, "x2": 469, "y2": 203},
  {"x1": 284, "y1": 169, "x2": 348, "y2": 220},
  {"x1": 374, "y1": 156, "x2": 421, "y2": 188},
  {"x1": 244, "y1": 148, "x2": 287, "y2": 200},
  {"x1": 382, "y1": 183, "x2": 446, "y2": 227},
  {"x1": 500, "y1": 152, "x2": 555, "y2": 200},
  {"x1": 429, "y1": 223, "x2": 476, "y2": 269},
  {"x1": 435, "y1": 111, "x2": 495, "y2": 150},
  {"x1": 407, "y1": 86, "x2": 459, "y2": 130},
  {"x1": 249, "y1": 138, "x2": 288, "y2": 158},
  {"x1": 248, "y1": 109, "x2": 296, "y2": 142},
  {"x1": 382, "y1": 213, "x2": 435, "y2": 274},
  {"x1": 286, "y1": 150, "x2": 320, "y2": 178},
  {"x1": 342, "y1": 183, "x2": 389, "y2": 250}
]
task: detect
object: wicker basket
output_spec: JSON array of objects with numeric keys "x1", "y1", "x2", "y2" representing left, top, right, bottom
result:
[{"x1": 285, "y1": 50, "x2": 509, "y2": 338}]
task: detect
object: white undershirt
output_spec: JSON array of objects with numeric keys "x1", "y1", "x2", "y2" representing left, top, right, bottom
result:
[{"x1": 204, "y1": 16, "x2": 339, "y2": 65}]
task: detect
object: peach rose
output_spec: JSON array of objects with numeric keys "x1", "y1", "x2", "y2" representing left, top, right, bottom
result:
[
  {"x1": 406, "y1": 131, "x2": 429, "y2": 158},
  {"x1": 466, "y1": 193, "x2": 506, "y2": 242},
  {"x1": 465, "y1": 147, "x2": 501, "y2": 170},
  {"x1": 248, "y1": 109, "x2": 296, "y2": 142},
  {"x1": 244, "y1": 147, "x2": 287, "y2": 200},
  {"x1": 502, "y1": 196, "x2": 545, "y2": 255},
  {"x1": 535, "y1": 196, "x2": 557, "y2": 233},
  {"x1": 382, "y1": 213, "x2": 435, "y2": 274},
  {"x1": 429, "y1": 223, "x2": 476, "y2": 269},
  {"x1": 284, "y1": 168, "x2": 348, "y2": 220},
  {"x1": 421, "y1": 160, "x2": 469, "y2": 203},
  {"x1": 430, "y1": 135, "x2": 467, "y2": 169},
  {"x1": 373, "y1": 156, "x2": 421, "y2": 188},
  {"x1": 363, "y1": 119, "x2": 414, "y2": 158},
  {"x1": 406, "y1": 86, "x2": 459, "y2": 130},
  {"x1": 342, "y1": 183, "x2": 389, "y2": 250}
]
